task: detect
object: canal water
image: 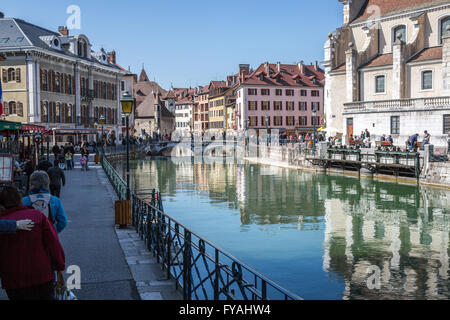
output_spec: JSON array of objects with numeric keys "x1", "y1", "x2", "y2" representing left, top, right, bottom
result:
[{"x1": 115, "y1": 157, "x2": 450, "y2": 300}]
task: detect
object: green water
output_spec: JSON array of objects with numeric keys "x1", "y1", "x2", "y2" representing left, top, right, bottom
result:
[{"x1": 115, "y1": 157, "x2": 450, "y2": 300}]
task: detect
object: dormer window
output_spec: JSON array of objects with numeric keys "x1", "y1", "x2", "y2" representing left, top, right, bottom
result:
[
  {"x1": 53, "y1": 39, "x2": 59, "y2": 47},
  {"x1": 392, "y1": 25, "x2": 406, "y2": 45},
  {"x1": 78, "y1": 39, "x2": 87, "y2": 58}
]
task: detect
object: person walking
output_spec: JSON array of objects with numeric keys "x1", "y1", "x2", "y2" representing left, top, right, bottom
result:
[
  {"x1": 81, "y1": 147, "x2": 90, "y2": 171},
  {"x1": 47, "y1": 162, "x2": 66, "y2": 198},
  {"x1": 22, "y1": 171, "x2": 67, "y2": 234},
  {"x1": 65, "y1": 150, "x2": 73, "y2": 170},
  {"x1": 0, "y1": 186, "x2": 65, "y2": 300},
  {"x1": 51, "y1": 144, "x2": 59, "y2": 159}
]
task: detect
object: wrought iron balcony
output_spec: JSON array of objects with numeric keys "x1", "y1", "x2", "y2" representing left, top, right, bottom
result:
[{"x1": 344, "y1": 96, "x2": 450, "y2": 113}]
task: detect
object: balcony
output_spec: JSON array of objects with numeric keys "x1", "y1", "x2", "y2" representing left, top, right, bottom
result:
[{"x1": 344, "y1": 96, "x2": 450, "y2": 113}]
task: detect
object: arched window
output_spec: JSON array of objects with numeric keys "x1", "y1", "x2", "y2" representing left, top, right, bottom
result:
[
  {"x1": 67, "y1": 104, "x2": 73, "y2": 123},
  {"x1": 441, "y1": 16, "x2": 450, "y2": 44},
  {"x1": 41, "y1": 101, "x2": 48, "y2": 122},
  {"x1": 7, "y1": 68, "x2": 15, "y2": 82},
  {"x1": 68, "y1": 75, "x2": 72, "y2": 94},
  {"x1": 393, "y1": 25, "x2": 406, "y2": 45},
  {"x1": 42, "y1": 70, "x2": 48, "y2": 91},
  {"x1": 55, "y1": 73, "x2": 61, "y2": 93},
  {"x1": 55, "y1": 103, "x2": 61, "y2": 123}
]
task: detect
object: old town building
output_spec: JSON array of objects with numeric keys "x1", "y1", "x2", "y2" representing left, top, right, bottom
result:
[
  {"x1": 236, "y1": 62, "x2": 325, "y2": 136},
  {"x1": 0, "y1": 16, "x2": 127, "y2": 142},
  {"x1": 193, "y1": 85, "x2": 210, "y2": 133},
  {"x1": 323, "y1": 0, "x2": 450, "y2": 147}
]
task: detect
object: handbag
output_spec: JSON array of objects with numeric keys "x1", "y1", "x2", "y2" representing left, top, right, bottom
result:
[
  {"x1": 54, "y1": 283, "x2": 78, "y2": 300},
  {"x1": 54, "y1": 271, "x2": 78, "y2": 301}
]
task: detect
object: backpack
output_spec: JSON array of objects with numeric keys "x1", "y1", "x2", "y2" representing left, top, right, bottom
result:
[{"x1": 29, "y1": 193, "x2": 54, "y2": 223}]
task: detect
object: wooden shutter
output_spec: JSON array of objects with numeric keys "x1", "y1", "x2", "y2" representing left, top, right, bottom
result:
[
  {"x1": 2, "y1": 68, "x2": 7, "y2": 82},
  {"x1": 17, "y1": 102, "x2": 23, "y2": 117},
  {"x1": 40, "y1": 70, "x2": 43, "y2": 90},
  {"x1": 15, "y1": 68, "x2": 21, "y2": 83}
]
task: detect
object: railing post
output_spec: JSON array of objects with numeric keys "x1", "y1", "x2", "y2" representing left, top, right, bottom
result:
[
  {"x1": 166, "y1": 219, "x2": 171, "y2": 280},
  {"x1": 183, "y1": 229, "x2": 192, "y2": 300},
  {"x1": 214, "y1": 248, "x2": 220, "y2": 300}
]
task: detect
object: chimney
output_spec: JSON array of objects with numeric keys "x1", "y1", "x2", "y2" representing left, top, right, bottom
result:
[
  {"x1": 108, "y1": 50, "x2": 116, "y2": 64},
  {"x1": 315, "y1": 61, "x2": 319, "y2": 70},
  {"x1": 298, "y1": 60, "x2": 305, "y2": 75},
  {"x1": 277, "y1": 62, "x2": 281, "y2": 72},
  {"x1": 58, "y1": 26, "x2": 69, "y2": 36},
  {"x1": 265, "y1": 62, "x2": 270, "y2": 76},
  {"x1": 239, "y1": 64, "x2": 250, "y2": 76}
]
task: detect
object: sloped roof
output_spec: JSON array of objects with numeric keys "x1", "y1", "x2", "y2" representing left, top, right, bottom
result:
[
  {"x1": 359, "y1": 53, "x2": 393, "y2": 69},
  {"x1": 0, "y1": 18, "x2": 122, "y2": 70},
  {"x1": 353, "y1": 0, "x2": 449, "y2": 23},
  {"x1": 139, "y1": 68, "x2": 150, "y2": 82},
  {"x1": 408, "y1": 46, "x2": 443, "y2": 63},
  {"x1": 136, "y1": 92, "x2": 174, "y2": 119},
  {"x1": 241, "y1": 62, "x2": 324, "y2": 87}
]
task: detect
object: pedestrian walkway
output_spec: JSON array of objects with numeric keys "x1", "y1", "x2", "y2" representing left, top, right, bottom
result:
[{"x1": 0, "y1": 155, "x2": 181, "y2": 300}]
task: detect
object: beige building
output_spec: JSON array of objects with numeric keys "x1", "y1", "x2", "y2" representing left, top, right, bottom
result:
[
  {"x1": 323, "y1": 0, "x2": 450, "y2": 147},
  {"x1": 0, "y1": 16, "x2": 126, "y2": 142}
]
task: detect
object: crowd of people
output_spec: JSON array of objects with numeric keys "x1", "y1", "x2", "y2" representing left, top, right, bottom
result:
[{"x1": 0, "y1": 143, "x2": 81, "y2": 300}]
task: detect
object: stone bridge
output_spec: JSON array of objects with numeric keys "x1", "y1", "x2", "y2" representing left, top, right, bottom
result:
[{"x1": 145, "y1": 141, "x2": 245, "y2": 158}]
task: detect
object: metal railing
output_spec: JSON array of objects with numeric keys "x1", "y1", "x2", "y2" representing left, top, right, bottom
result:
[
  {"x1": 344, "y1": 96, "x2": 450, "y2": 112},
  {"x1": 101, "y1": 154, "x2": 302, "y2": 300}
]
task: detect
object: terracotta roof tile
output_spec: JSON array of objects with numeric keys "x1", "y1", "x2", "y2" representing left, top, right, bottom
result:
[
  {"x1": 242, "y1": 63, "x2": 324, "y2": 87},
  {"x1": 359, "y1": 53, "x2": 393, "y2": 68},
  {"x1": 353, "y1": 0, "x2": 448, "y2": 23},
  {"x1": 408, "y1": 46, "x2": 443, "y2": 63}
]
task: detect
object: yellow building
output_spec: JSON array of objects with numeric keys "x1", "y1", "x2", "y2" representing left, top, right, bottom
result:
[
  {"x1": 208, "y1": 81, "x2": 228, "y2": 133},
  {"x1": 208, "y1": 81, "x2": 238, "y2": 133}
]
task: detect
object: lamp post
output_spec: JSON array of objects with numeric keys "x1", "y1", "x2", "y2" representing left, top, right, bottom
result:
[
  {"x1": 312, "y1": 108, "x2": 317, "y2": 153},
  {"x1": 121, "y1": 91, "x2": 134, "y2": 201},
  {"x1": 99, "y1": 115, "x2": 105, "y2": 147}
]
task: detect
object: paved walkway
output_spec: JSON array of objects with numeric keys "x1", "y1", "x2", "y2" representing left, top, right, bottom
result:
[{"x1": 0, "y1": 155, "x2": 181, "y2": 300}]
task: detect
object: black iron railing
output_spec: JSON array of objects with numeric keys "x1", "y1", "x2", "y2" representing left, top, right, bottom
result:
[{"x1": 101, "y1": 154, "x2": 302, "y2": 300}]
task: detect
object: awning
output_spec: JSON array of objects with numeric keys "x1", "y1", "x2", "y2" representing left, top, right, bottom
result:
[
  {"x1": 21, "y1": 124, "x2": 46, "y2": 132},
  {"x1": 0, "y1": 120, "x2": 22, "y2": 130}
]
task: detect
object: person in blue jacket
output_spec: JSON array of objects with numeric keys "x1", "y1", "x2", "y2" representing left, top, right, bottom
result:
[
  {"x1": 0, "y1": 219, "x2": 34, "y2": 234},
  {"x1": 22, "y1": 171, "x2": 68, "y2": 234}
]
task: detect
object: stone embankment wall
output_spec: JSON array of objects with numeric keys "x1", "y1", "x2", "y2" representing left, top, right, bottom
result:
[{"x1": 245, "y1": 144, "x2": 450, "y2": 189}]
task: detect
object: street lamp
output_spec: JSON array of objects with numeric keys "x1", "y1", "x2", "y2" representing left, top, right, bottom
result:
[
  {"x1": 99, "y1": 115, "x2": 105, "y2": 147},
  {"x1": 121, "y1": 91, "x2": 134, "y2": 201},
  {"x1": 312, "y1": 108, "x2": 317, "y2": 153}
]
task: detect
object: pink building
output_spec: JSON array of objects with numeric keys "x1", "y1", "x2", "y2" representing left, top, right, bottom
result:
[{"x1": 236, "y1": 61, "x2": 325, "y2": 136}]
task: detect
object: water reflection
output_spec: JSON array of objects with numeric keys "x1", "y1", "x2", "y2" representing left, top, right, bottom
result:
[{"x1": 116, "y1": 157, "x2": 450, "y2": 299}]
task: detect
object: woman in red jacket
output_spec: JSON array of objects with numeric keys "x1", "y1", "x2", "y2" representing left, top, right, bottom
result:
[{"x1": 0, "y1": 186, "x2": 65, "y2": 300}]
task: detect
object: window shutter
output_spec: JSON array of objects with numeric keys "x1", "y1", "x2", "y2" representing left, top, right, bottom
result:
[
  {"x1": 15, "y1": 68, "x2": 21, "y2": 83},
  {"x1": 40, "y1": 70, "x2": 43, "y2": 90},
  {"x1": 2, "y1": 68, "x2": 7, "y2": 82},
  {"x1": 17, "y1": 102, "x2": 23, "y2": 117}
]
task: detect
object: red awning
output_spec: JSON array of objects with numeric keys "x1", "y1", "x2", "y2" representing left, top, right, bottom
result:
[{"x1": 21, "y1": 124, "x2": 46, "y2": 132}]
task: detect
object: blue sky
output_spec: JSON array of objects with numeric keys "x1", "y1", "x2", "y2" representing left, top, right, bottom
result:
[{"x1": 1, "y1": 0, "x2": 343, "y2": 89}]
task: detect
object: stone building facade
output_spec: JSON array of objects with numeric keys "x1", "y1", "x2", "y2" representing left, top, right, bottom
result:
[
  {"x1": 0, "y1": 17, "x2": 126, "y2": 142},
  {"x1": 323, "y1": 0, "x2": 450, "y2": 147},
  {"x1": 236, "y1": 62, "x2": 325, "y2": 136}
]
